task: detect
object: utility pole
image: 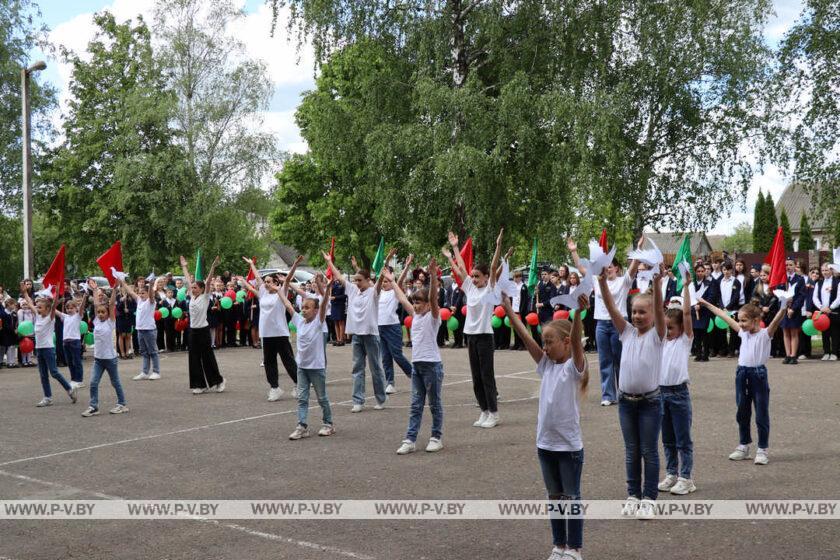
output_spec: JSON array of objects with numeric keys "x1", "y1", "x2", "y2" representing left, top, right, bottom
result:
[{"x1": 21, "y1": 60, "x2": 47, "y2": 280}]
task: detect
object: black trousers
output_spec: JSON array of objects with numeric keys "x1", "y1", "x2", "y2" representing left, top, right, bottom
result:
[
  {"x1": 466, "y1": 333, "x2": 497, "y2": 412},
  {"x1": 437, "y1": 321, "x2": 449, "y2": 346},
  {"x1": 693, "y1": 328, "x2": 709, "y2": 359},
  {"x1": 822, "y1": 314, "x2": 840, "y2": 356},
  {"x1": 263, "y1": 336, "x2": 297, "y2": 387},
  {"x1": 495, "y1": 323, "x2": 510, "y2": 349},
  {"x1": 188, "y1": 327, "x2": 223, "y2": 389},
  {"x1": 452, "y1": 313, "x2": 465, "y2": 347}
]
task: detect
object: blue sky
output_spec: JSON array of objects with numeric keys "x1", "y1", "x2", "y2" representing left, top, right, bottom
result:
[{"x1": 27, "y1": 0, "x2": 806, "y2": 234}]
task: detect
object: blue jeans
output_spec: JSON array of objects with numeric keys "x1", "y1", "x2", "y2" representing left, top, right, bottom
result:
[
  {"x1": 537, "y1": 447, "x2": 584, "y2": 550},
  {"x1": 405, "y1": 361, "x2": 444, "y2": 442},
  {"x1": 351, "y1": 335, "x2": 387, "y2": 405},
  {"x1": 735, "y1": 366, "x2": 770, "y2": 448},
  {"x1": 137, "y1": 329, "x2": 160, "y2": 374},
  {"x1": 660, "y1": 384, "x2": 693, "y2": 478},
  {"x1": 297, "y1": 367, "x2": 332, "y2": 427},
  {"x1": 379, "y1": 324, "x2": 413, "y2": 385},
  {"x1": 619, "y1": 392, "x2": 661, "y2": 500},
  {"x1": 63, "y1": 339, "x2": 84, "y2": 383},
  {"x1": 595, "y1": 320, "x2": 621, "y2": 402},
  {"x1": 36, "y1": 347, "x2": 72, "y2": 398},
  {"x1": 90, "y1": 357, "x2": 126, "y2": 409}
]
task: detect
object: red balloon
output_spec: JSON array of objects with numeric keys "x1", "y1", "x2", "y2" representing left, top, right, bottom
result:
[
  {"x1": 494, "y1": 306, "x2": 505, "y2": 318},
  {"x1": 404, "y1": 316, "x2": 413, "y2": 329},
  {"x1": 225, "y1": 290, "x2": 236, "y2": 299},
  {"x1": 20, "y1": 337, "x2": 34, "y2": 354},
  {"x1": 814, "y1": 314, "x2": 830, "y2": 332},
  {"x1": 440, "y1": 308, "x2": 452, "y2": 321},
  {"x1": 154, "y1": 310, "x2": 162, "y2": 321},
  {"x1": 235, "y1": 321, "x2": 241, "y2": 330},
  {"x1": 760, "y1": 321, "x2": 766, "y2": 329},
  {"x1": 553, "y1": 309, "x2": 570, "y2": 321},
  {"x1": 525, "y1": 312, "x2": 539, "y2": 326},
  {"x1": 461, "y1": 305, "x2": 467, "y2": 316}
]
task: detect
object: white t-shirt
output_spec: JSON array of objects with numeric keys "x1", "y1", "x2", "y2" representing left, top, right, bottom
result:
[
  {"x1": 34, "y1": 314, "x2": 55, "y2": 349},
  {"x1": 291, "y1": 313, "x2": 324, "y2": 369},
  {"x1": 93, "y1": 318, "x2": 117, "y2": 360},
  {"x1": 344, "y1": 280, "x2": 379, "y2": 336},
  {"x1": 62, "y1": 312, "x2": 82, "y2": 341},
  {"x1": 135, "y1": 298, "x2": 156, "y2": 331},
  {"x1": 738, "y1": 328, "x2": 771, "y2": 367},
  {"x1": 259, "y1": 285, "x2": 290, "y2": 338},
  {"x1": 660, "y1": 334, "x2": 691, "y2": 386},
  {"x1": 377, "y1": 289, "x2": 400, "y2": 326},
  {"x1": 594, "y1": 274, "x2": 632, "y2": 320},
  {"x1": 536, "y1": 355, "x2": 585, "y2": 452},
  {"x1": 189, "y1": 293, "x2": 210, "y2": 329},
  {"x1": 410, "y1": 312, "x2": 441, "y2": 363},
  {"x1": 618, "y1": 324, "x2": 663, "y2": 394},
  {"x1": 462, "y1": 278, "x2": 493, "y2": 335}
]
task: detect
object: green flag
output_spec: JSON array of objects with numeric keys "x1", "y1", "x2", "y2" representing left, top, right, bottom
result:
[
  {"x1": 527, "y1": 238, "x2": 539, "y2": 296},
  {"x1": 671, "y1": 235, "x2": 692, "y2": 291},
  {"x1": 194, "y1": 248, "x2": 204, "y2": 281},
  {"x1": 371, "y1": 236, "x2": 385, "y2": 275}
]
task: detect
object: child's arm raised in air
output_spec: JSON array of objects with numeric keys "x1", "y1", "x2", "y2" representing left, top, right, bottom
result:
[
  {"x1": 766, "y1": 301, "x2": 787, "y2": 338},
  {"x1": 276, "y1": 284, "x2": 297, "y2": 317},
  {"x1": 681, "y1": 273, "x2": 694, "y2": 339},
  {"x1": 234, "y1": 276, "x2": 259, "y2": 297},
  {"x1": 119, "y1": 278, "x2": 139, "y2": 301},
  {"x1": 567, "y1": 237, "x2": 586, "y2": 276},
  {"x1": 571, "y1": 294, "x2": 588, "y2": 374},
  {"x1": 19, "y1": 282, "x2": 35, "y2": 312},
  {"x1": 653, "y1": 265, "x2": 666, "y2": 339},
  {"x1": 382, "y1": 267, "x2": 414, "y2": 315},
  {"x1": 322, "y1": 252, "x2": 345, "y2": 286},
  {"x1": 396, "y1": 254, "x2": 414, "y2": 287},
  {"x1": 444, "y1": 231, "x2": 468, "y2": 281},
  {"x1": 205, "y1": 256, "x2": 221, "y2": 295},
  {"x1": 597, "y1": 273, "x2": 628, "y2": 334},
  {"x1": 489, "y1": 228, "x2": 504, "y2": 289},
  {"x1": 350, "y1": 256, "x2": 361, "y2": 274},
  {"x1": 429, "y1": 258, "x2": 440, "y2": 319},
  {"x1": 502, "y1": 293, "x2": 543, "y2": 364},
  {"x1": 242, "y1": 257, "x2": 263, "y2": 288},
  {"x1": 283, "y1": 255, "x2": 304, "y2": 295},
  {"x1": 179, "y1": 256, "x2": 193, "y2": 290},
  {"x1": 627, "y1": 236, "x2": 643, "y2": 279},
  {"x1": 375, "y1": 248, "x2": 397, "y2": 294},
  {"x1": 319, "y1": 281, "x2": 333, "y2": 323},
  {"x1": 699, "y1": 297, "x2": 740, "y2": 332},
  {"x1": 108, "y1": 280, "x2": 118, "y2": 318}
]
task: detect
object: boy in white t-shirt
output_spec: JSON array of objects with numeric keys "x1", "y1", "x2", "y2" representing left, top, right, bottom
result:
[
  {"x1": 56, "y1": 293, "x2": 88, "y2": 389},
  {"x1": 699, "y1": 298, "x2": 787, "y2": 466}
]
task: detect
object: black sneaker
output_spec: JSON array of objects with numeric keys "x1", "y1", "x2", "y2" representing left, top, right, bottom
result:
[
  {"x1": 783, "y1": 356, "x2": 791, "y2": 364},
  {"x1": 790, "y1": 357, "x2": 799, "y2": 365}
]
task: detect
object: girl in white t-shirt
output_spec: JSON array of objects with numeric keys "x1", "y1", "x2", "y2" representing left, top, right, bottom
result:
[
  {"x1": 503, "y1": 290, "x2": 588, "y2": 560},
  {"x1": 598, "y1": 265, "x2": 666, "y2": 520},
  {"x1": 81, "y1": 279, "x2": 128, "y2": 416},
  {"x1": 699, "y1": 298, "x2": 786, "y2": 466},
  {"x1": 657, "y1": 275, "x2": 696, "y2": 496},
  {"x1": 442, "y1": 229, "x2": 504, "y2": 429},
  {"x1": 372, "y1": 255, "x2": 414, "y2": 394},
  {"x1": 385, "y1": 260, "x2": 445, "y2": 455},
  {"x1": 180, "y1": 254, "x2": 225, "y2": 394},
  {"x1": 56, "y1": 293, "x2": 87, "y2": 389}
]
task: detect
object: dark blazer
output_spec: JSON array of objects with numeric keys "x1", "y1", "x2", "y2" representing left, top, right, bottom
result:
[
  {"x1": 518, "y1": 284, "x2": 531, "y2": 316},
  {"x1": 813, "y1": 277, "x2": 839, "y2": 314},
  {"x1": 716, "y1": 276, "x2": 742, "y2": 312},
  {"x1": 776, "y1": 274, "x2": 806, "y2": 311},
  {"x1": 692, "y1": 278, "x2": 719, "y2": 329}
]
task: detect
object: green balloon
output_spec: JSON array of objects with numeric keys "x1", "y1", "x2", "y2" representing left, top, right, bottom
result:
[
  {"x1": 159, "y1": 307, "x2": 170, "y2": 319},
  {"x1": 53, "y1": 333, "x2": 56, "y2": 345},
  {"x1": 177, "y1": 286, "x2": 187, "y2": 301},
  {"x1": 802, "y1": 319, "x2": 818, "y2": 337},
  {"x1": 503, "y1": 316, "x2": 511, "y2": 327},
  {"x1": 537, "y1": 325, "x2": 542, "y2": 334},
  {"x1": 714, "y1": 316, "x2": 729, "y2": 330},
  {"x1": 569, "y1": 308, "x2": 587, "y2": 320},
  {"x1": 581, "y1": 309, "x2": 587, "y2": 320},
  {"x1": 707, "y1": 320, "x2": 715, "y2": 333},
  {"x1": 17, "y1": 320, "x2": 34, "y2": 336},
  {"x1": 447, "y1": 316, "x2": 459, "y2": 331},
  {"x1": 289, "y1": 320, "x2": 297, "y2": 333},
  {"x1": 171, "y1": 307, "x2": 183, "y2": 319},
  {"x1": 84, "y1": 332, "x2": 94, "y2": 345},
  {"x1": 79, "y1": 321, "x2": 89, "y2": 335},
  {"x1": 236, "y1": 290, "x2": 246, "y2": 301},
  {"x1": 220, "y1": 296, "x2": 233, "y2": 309},
  {"x1": 491, "y1": 315, "x2": 502, "y2": 329}
]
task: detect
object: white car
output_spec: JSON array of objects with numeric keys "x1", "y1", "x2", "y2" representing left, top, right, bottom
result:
[{"x1": 257, "y1": 269, "x2": 315, "y2": 284}]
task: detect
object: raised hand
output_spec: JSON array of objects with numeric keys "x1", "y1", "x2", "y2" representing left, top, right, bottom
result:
[
  {"x1": 495, "y1": 227, "x2": 505, "y2": 247},
  {"x1": 212, "y1": 255, "x2": 221, "y2": 267},
  {"x1": 566, "y1": 238, "x2": 577, "y2": 253},
  {"x1": 350, "y1": 255, "x2": 359, "y2": 270},
  {"x1": 441, "y1": 246, "x2": 453, "y2": 259},
  {"x1": 404, "y1": 254, "x2": 414, "y2": 268},
  {"x1": 637, "y1": 236, "x2": 646, "y2": 250},
  {"x1": 242, "y1": 256, "x2": 254, "y2": 265},
  {"x1": 577, "y1": 294, "x2": 589, "y2": 311},
  {"x1": 322, "y1": 251, "x2": 332, "y2": 262},
  {"x1": 179, "y1": 255, "x2": 188, "y2": 267},
  {"x1": 504, "y1": 247, "x2": 514, "y2": 261},
  {"x1": 447, "y1": 231, "x2": 459, "y2": 247}
]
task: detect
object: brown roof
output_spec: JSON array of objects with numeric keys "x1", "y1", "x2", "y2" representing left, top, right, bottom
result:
[
  {"x1": 643, "y1": 232, "x2": 712, "y2": 255},
  {"x1": 775, "y1": 183, "x2": 828, "y2": 232},
  {"x1": 706, "y1": 235, "x2": 726, "y2": 252}
]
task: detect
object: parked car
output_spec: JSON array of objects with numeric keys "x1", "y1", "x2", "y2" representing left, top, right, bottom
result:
[{"x1": 257, "y1": 268, "x2": 315, "y2": 284}]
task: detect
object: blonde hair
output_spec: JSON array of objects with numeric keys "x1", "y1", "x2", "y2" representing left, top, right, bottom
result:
[
  {"x1": 542, "y1": 319, "x2": 589, "y2": 394},
  {"x1": 739, "y1": 303, "x2": 762, "y2": 321}
]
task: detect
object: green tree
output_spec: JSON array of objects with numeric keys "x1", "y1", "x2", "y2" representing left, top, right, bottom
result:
[
  {"x1": 723, "y1": 222, "x2": 753, "y2": 253},
  {"x1": 752, "y1": 190, "x2": 766, "y2": 252},
  {"x1": 779, "y1": 207, "x2": 793, "y2": 252},
  {"x1": 798, "y1": 213, "x2": 815, "y2": 251}
]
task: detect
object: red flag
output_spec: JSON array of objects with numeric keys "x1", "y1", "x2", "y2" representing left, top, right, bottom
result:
[
  {"x1": 245, "y1": 256, "x2": 258, "y2": 300},
  {"x1": 765, "y1": 227, "x2": 786, "y2": 287},
  {"x1": 325, "y1": 237, "x2": 336, "y2": 280},
  {"x1": 96, "y1": 241, "x2": 124, "y2": 287},
  {"x1": 452, "y1": 236, "x2": 474, "y2": 287},
  {"x1": 599, "y1": 228, "x2": 608, "y2": 252},
  {"x1": 41, "y1": 245, "x2": 66, "y2": 299}
]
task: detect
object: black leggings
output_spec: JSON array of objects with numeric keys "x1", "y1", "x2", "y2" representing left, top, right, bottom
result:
[
  {"x1": 467, "y1": 333, "x2": 497, "y2": 412},
  {"x1": 263, "y1": 336, "x2": 297, "y2": 387},
  {"x1": 188, "y1": 327, "x2": 223, "y2": 389}
]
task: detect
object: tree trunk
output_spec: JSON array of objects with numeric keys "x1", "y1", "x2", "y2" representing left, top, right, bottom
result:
[{"x1": 448, "y1": 0, "x2": 470, "y2": 242}]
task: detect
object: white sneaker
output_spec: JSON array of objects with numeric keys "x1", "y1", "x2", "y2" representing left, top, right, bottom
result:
[
  {"x1": 425, "y1": 437, "x2": 443, "y2": 452},
  {"x1": 76, "y1": 382, "x2": 86, "y2": 388},
  {"x1": 267, "y1": 387, "x2": 283, "y2": 401},
  {"x1": 81, "y1": 406, "x2": 99, "y2": 417},
  {"x1": 473, "y1": 411, "x2": 489, "y2": 427},
  {"x1": 318, "y1": 424, "x2": 335, "y2": 437},
  {"x1": 148, "y1": 372, "x2": 161, "y2": 380},
  {"x1": 480, "y1": 412, "x2": 499, "y2": 428},
  {"x1": 670, "y1": 477, "x2": 697, "y2": 495},
  {"x1": 289, "y1": 425, "x2": 310, "y2": 440},
  {"x1": 821, "y1": 354, "x2": 831, "y2": 361},
  {"x1": 396, "y1": 440, "x2": 416, "y2": 455},
  {"x1": 191, "y1": 388, "x2": 207, "y2": 394},
  {"x1": 729, "y1": 444, "x2": 750, "y2": 461},
  {"x1": 70, "y1": 381, "x2": 80, "y2": 390},
  {"x1": 754, "y1": 448, "x2": 769, "y2": 465},
  {"x1": 385, "y1": 384, "x2": 396, "y2": 394},
  {"x1": 373, "y1": 401, "x2": 385, "y2": 410},
  {"x1": 798, "y1": 354, "x2": 807, "y2": 360},
  {"x1": 636, "y1": 499, "x2": 656, "y2": 520},
  {"x1": 68, "y1": 386, "x2": 78, "y2": 403},
  {"x1": 547, "y1": 547, "x2": 566, "y2": 560},
  {"x1": 133, "y1": 373, "x2": 149, "y2": 381},
  {"x1": 600, "y1": 400, "x2": 611, "y2": 406},
  {"x1": 830, "y1": 354, "x2": 838, "y2": 361},
  {"x1": 658, "y1": 473, "x2": 678, "y2": 491},
  {"x1": 621, "y1": 496, "x2": 640, "y2": 517},
  {"x1": 563, "y1": 550, "x2": 583, "y2": 560},
  {"x1": 214, "y1": 379, "x2": 226, "y2": 393},
  {"x1": 351, "y1": 404, "x2": 364, "y2": 413},
  {"x1": 36, "y1": 397, "x2": 53, "y2": 407},
  {"x1": 109, "y1": 404, "x2": 129, "y2": 414}
]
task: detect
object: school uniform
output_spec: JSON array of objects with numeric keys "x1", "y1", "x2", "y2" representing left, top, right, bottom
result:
[
  {"x1": 536, "y1": 280, "x2": 555, "y2": 325},
  {"x1": 813, "y1": 276, "x2": 840, "y2": 358},
  {"x1": 778, "y1": 273, "x2": 805, "y2": 329},
  {"x1": 716, "y1": 275, "x2": 742, "y2": 357},
  {"x1": 512, "y1": 282, "x2": 529, "y2": 350},
  {"x1": 449, "y1": 284, "x2": 466, "y2": 348},
  {"x1": 437, "y1": 285, "x2": 449, "y2": 347},
  {"x1": 691, "y1": 278, "x2": 718, "y2": 361},
  {"x1": 799, "y1": 278, "x2": 816, "y2": 358}
]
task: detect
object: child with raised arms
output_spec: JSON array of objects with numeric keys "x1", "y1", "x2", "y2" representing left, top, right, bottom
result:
[
  {"x1": 81, "y1": 279, "x2": 128, "y2": 416},
  {"x1": 56, "y1": 291, "x2": 88, "y2": 389},
  {"x1": 121, "y1": 278, "x2": 161, "y2": 381}
]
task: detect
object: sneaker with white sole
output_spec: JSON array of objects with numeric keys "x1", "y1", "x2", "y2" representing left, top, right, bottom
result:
[
  {"x1": 658, "y1": 473, "x2": 678, "y2": 491},
  {"x1": 547, "y1": 547, "x2": 566, "y2": 560},
  {"x1": 385, "y1": 384, "x2": 396, "y2": 394},
  {"x1": 351, "y1": 404, "x2": 364, "y2": 413},
  {"x1": 81, "y1": 406, "x2": 99, "y2": 417},
  {"x1": 396, "y1": 440, "x2": 416, "y2": 455},
  {"x1": 192, "y1": 387, "x2": 207, "y2": 394},
  {"x1": 213, "y1": 379, "x2": 226, "y2": 393},
  {"x1": 68, "y1": 386, "x2": 78, "y2": 403},
  {"x1": 830, "y1": 354, "x2": 838, "y2": 361},
  {"x1": 754, "y1": 448, "x2": 769, "y2": 465},
  {"x1": 729, "y1": 444, "x2": 750, "y2": 461},
  {"x1": 425, "y1": 437, "x2": 443, "y2": 452},
  {"x1": 473, "y1": 411, "x2": 488, "y2": 427},
  {"x1": 109, "y1": 404, "x2": 129, "y2": 414},
  {"x1": 318, "y1": 424, "x2": 335, "y2": 437},
  {"x1": 621, "y1": 496, "x2": 640, "y2": 517},
  {"x1": 133, "y1": 372, "x2": 149, "y2": 381},
  {"x1": 821, "y1": 354, "x2": 831, "y2": 361},
  {"x1": 373, "y1": 401, "x2": 385, "y2": 410},
  {"x1": 636, "y1": 499, "x2": 656, "y2": 520},
  {"x1": 289, "y1": 425, "x2": 310, "y2": 440},
  {"x1": 76, "y1": 382, "x2": 86, "y2": 389},
  {"x1": 480, "y1": 412, "x2": 500, "y2": 428},
  {"x1": 670, "y1": 477, "x2": 697, "y2": 495},
  {"x1": 600, "y1": 400, "x2": 611, "y2": 406},
  {"x1": 563, "y1": 550, "x2": 583, "y2": 560},
  {"x1": 148, "y1": 372, "x2": 160, "y2": 380},
  {"x1": 267, "y1": 387, "x2": 283, "y2": 401},
  {"x1": 36, "y1": 397, "x2": 53, "y2": 407}
]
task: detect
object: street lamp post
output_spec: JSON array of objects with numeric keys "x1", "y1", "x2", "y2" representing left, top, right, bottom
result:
[{"x1": 21, "y1": 60, "x2": 47, "y2": 280}]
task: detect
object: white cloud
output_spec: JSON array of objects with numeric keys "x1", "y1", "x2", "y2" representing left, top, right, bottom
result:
[{"x1": 260, "y1": 110, "x2": 308, "y2": 155}]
